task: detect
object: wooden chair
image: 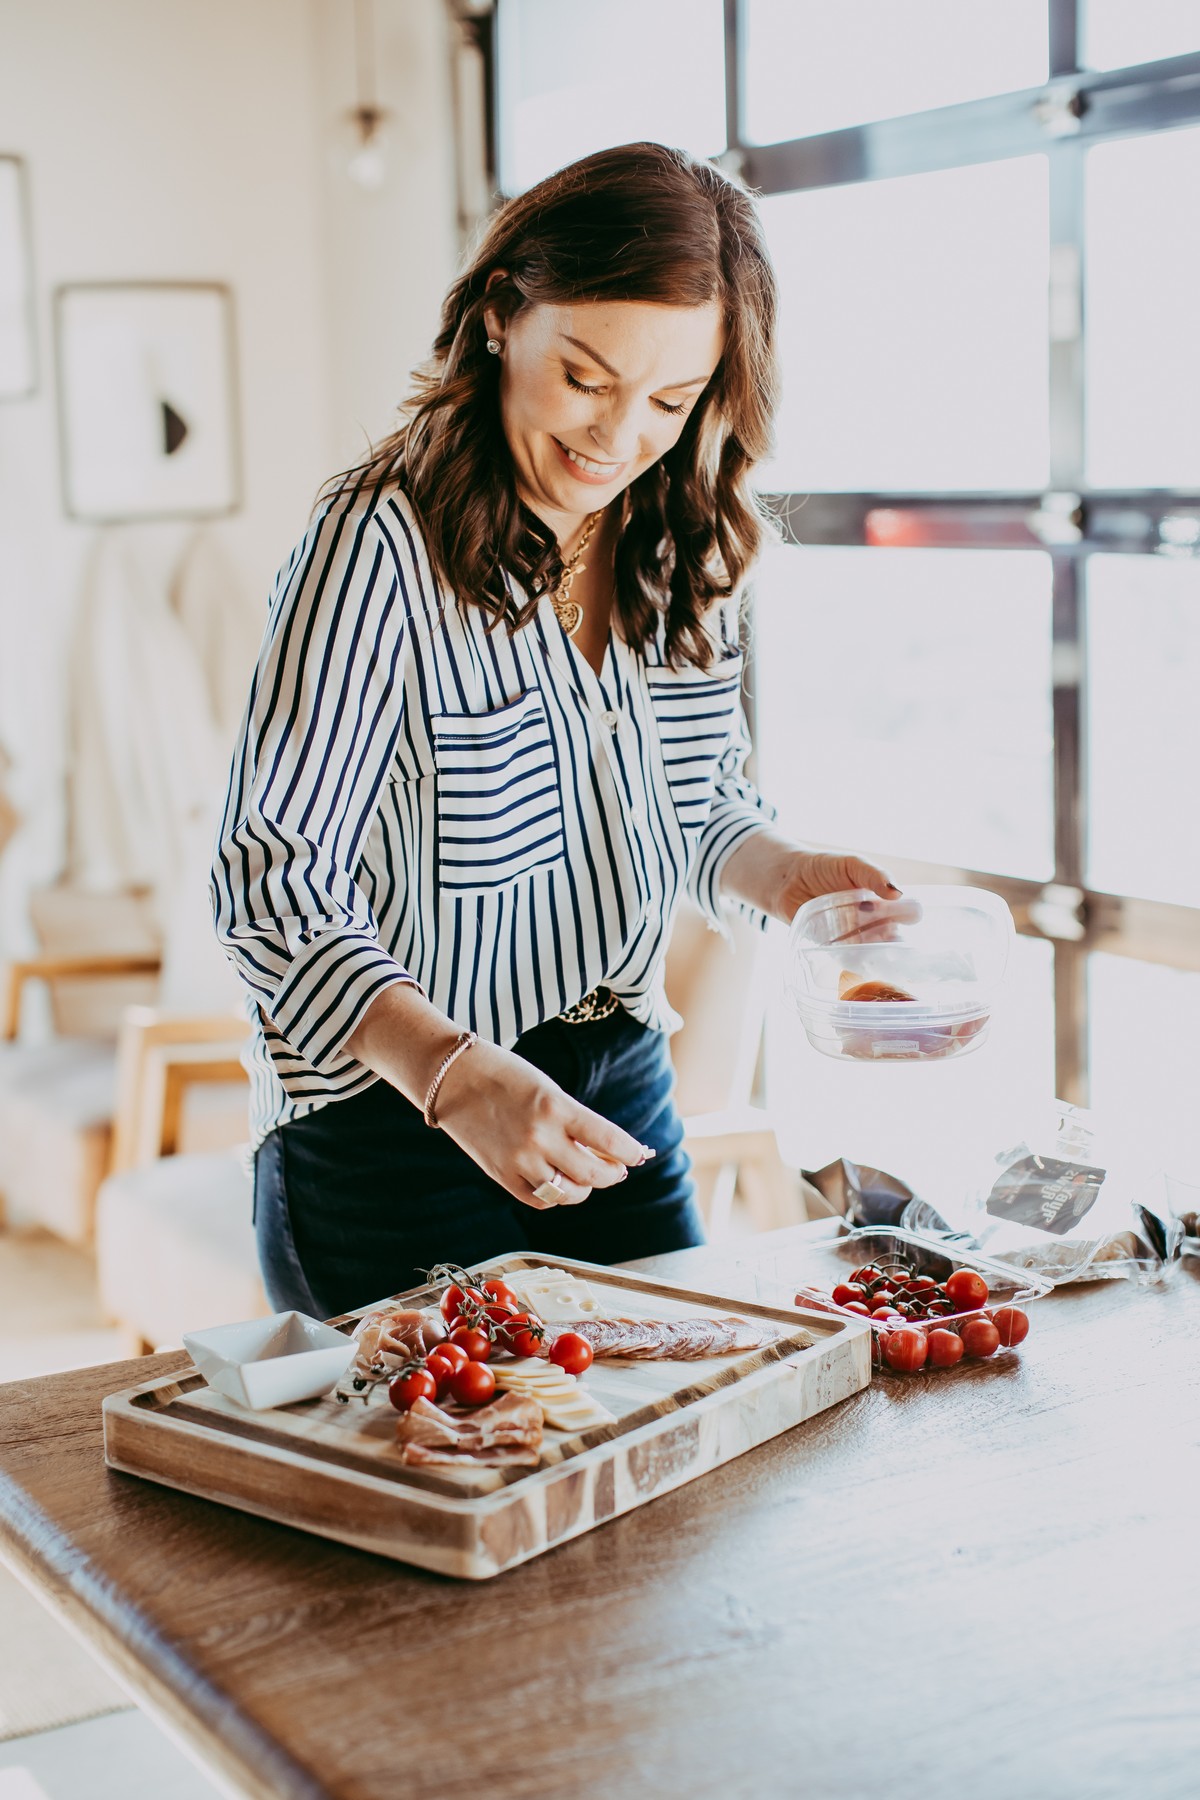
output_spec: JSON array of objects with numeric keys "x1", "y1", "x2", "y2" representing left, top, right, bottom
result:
[
  {"x1": 0, "y1": 866, "x2": 247, "y2": 1245},
  {"x1": 96, "y1": 1004, "x2": 265, "y2": 1354},
  {"x1": 0, "y1": 886, "x2": 163, "y2": 1243}
]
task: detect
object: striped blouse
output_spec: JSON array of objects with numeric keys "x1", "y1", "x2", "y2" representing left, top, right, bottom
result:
[{"x1": 211, "y1": 486, "x2": 776, "y2": 1148}]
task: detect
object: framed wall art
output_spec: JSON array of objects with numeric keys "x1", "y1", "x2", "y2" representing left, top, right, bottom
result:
[
  {"x1": 0, "y1": 154, "x2": 37, "y2": 399},
  {"x1": 54, "y1": 281, "x2": 242, "y2": 521}
]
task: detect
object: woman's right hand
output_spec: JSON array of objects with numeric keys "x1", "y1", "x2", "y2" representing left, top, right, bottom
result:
[{"x1": 432, "y1": 1038, "x2": 645, "y2": 1209}]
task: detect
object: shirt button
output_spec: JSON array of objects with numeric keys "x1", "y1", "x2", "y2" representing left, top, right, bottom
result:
[
  {"x1": 599, "y1": 709, "x2": 619, "y2": 731},
  {"x1": 630, "y1": 806, "x2": 645, "y2": 826}
]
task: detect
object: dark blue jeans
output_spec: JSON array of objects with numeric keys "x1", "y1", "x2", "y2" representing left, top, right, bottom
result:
[{"x1": 253, "y1": 1007, "x2": 703, "y2": 1318}]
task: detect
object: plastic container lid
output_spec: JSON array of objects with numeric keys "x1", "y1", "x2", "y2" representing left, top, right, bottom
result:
[{"x1": 784, "y1": 885, "x2": 1014, "y2": 1064}]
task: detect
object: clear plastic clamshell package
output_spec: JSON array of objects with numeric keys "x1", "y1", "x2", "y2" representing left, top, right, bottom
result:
[
  {"x1": 904, "y1": 1102, "x2": 1187, "y2": 1286},
  {"x1": 784, "y1": 886, "x2": 1014, "y2": 1064},
  {"x1": 760, "y1": 1226, "x2": 1050, "y2": 1377}
]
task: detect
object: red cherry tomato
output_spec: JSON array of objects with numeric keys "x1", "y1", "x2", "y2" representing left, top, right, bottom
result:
[
  {"x1": 482, "y1": 1279, "x2": 518, "y2": 1308},
  {"x1": 449, "y1": 1361, "x2": 496, "y2": 1407},
  {"x1": 883, "y1": 1328, "x2": 928, "y2": 1372},
  {"x1": 388, "y1": 1368, "x2": 438, "y2": 1411},
  {"x1": 992, "y1": 1306, "x2": 1029, "y2": 1346},
  {"x1": 548, "y1": 1332, "x2": 594, "y2": 1376},
  {"x1": 484, "y1": 1301, "x2": 520, "y2": 1330},
  {"x1": 423, "y1": 1351, "x2": 457, "y2": 1393},
  {"x1": 842, "y1": 1302, "x2": 871, "y2": 1316},
  {"x1": 502, "y1": 1312, "x2": 546, "y2": 1358},
  {"x1": 870, "y1": 1306, "x2": 899, "y2": 1321},
  {"x1": 945, "y1": 1269, "x2": 990, "y2": 1309},
  {"x1": 831, "y1": 1283, "x2": 858, "y2": 1306},
  {"x1": 961, "y1": 1318, "x2": 1001, "y2": 1359},
  {"x1": 448, "y1": 1325, "x2": 491, "y2": 1362},
  {"x1": 926, "y1": 1329, "x2": 965, "y2": 1368},
  {"x1": 431, "y1": 1341, "x2": 469, "y2": 1375},
  {"x1": 439, "y1": 1282, "x2": 485, "y2": 1325}
]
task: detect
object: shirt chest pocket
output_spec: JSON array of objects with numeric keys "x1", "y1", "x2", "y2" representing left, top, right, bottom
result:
[
  {"x1": 430, "y1": 690, "x2": 565, "y2": 893},
  {"x1": 646, "y1": 654, "x2": 744, "y2": 835}
]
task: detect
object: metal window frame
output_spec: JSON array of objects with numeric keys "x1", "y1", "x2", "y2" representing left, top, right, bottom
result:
[{"x1": 726, "y1": 0, "x2": 1200, "y2": 1104}]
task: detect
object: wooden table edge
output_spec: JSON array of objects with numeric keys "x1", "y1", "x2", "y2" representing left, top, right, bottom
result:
[{"x1": 0, "y1": 1354, "x2": 328, "y2": 1800}]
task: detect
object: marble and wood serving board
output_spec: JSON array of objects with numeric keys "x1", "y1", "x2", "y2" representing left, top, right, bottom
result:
[{"x1": 102, "y1": 1252, "x2": 871, "y2": 1579}]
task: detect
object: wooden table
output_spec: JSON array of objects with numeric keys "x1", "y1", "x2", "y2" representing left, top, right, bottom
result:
[{"x1": 1, "y1": 1226, "x2": 1197, "y2": 1800}]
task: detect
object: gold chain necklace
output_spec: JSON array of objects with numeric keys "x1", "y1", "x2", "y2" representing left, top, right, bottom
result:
[{"x1": 550, "y1": 510, "x2": 603, "y2": 639}]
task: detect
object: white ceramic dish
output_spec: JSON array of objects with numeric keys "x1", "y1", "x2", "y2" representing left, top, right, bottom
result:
[{"x1": 183, "y1": 1312, "x2": 355, "y2": 1410}]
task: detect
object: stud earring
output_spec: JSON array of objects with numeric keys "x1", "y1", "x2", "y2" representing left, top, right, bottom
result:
[{"x1": 485, "y1": 338, "x2": 502, "y2": 355}]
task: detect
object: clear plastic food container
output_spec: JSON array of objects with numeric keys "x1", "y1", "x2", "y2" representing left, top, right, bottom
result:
[
  {"x1": 753, "y1": 1226, "x2": 1051, "y2": 1376},
  {"x1": 784, "y1": 885, "x2": 1014, "y2": 1063}
]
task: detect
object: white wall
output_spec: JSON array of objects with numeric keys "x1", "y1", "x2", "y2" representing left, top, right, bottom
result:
[{"x1": 0, "y1": 0, "x2": 458, "y2": 951}]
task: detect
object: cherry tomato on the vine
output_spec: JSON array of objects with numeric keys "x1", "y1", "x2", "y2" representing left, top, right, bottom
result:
[
  {"x1": 449, "y1": 1361, "x2": 497, "y2": 1407},
  {"x1": 548, "y1": 1332, "x2": 593, "y2": 1376},
  {"x1": 961, "y1": 1318, "x2": 1001, "y2": 1359},
  {"x1": 482, "y1": 1279, "x2": 518, "y2": 1308},
  {"x1": 448, "y1": 1325, "x2": 492, "y2": 1362},
  {"x1": 432, "y1": 1341, "x2": 469, "y2": 1375},
  {"x1": 388, "y1": 1368, "x2": 438, "y2": 1411},
  {"x1": 945, "y1": 1269, "x2": 990, "y2": 1309},
  {"x1": 926, "y1": 1329, "x2": 965, "y2": 1368},
  {"x1": 439, "y1": 1283, "x2": 485, "y2": 1325},
  {"x1": 883, "y1": 1328, "x2": 928, "y2": 1372},
  {"x1": 501, "y1": 1312, "x2": 545, "y2": 1358}
]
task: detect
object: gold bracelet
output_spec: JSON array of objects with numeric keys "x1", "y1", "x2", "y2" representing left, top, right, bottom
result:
[{"x1": 422, "y1": 1030, "x2": 478, "y2": 1128}]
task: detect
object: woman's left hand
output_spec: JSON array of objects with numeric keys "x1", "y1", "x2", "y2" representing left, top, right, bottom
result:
[
  {"x1": 774, "y1": 849, "x2": 901, "y2": 923},
  {"x1": 721, "y1": 832, "x2": 914, "y2": 926}
]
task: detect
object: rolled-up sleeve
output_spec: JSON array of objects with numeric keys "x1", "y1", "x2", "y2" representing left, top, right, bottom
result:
[
  {"x1": 686, "y1": 701, "x2": 777, "y2": 935},
  {"x1": 210, "y1": 503, "x2": 418, "y2": 1077}
]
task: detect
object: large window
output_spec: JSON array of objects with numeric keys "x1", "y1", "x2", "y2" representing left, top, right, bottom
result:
[{"x1": 493, "y1": 2, "x2": 1200, "y2": 1157}]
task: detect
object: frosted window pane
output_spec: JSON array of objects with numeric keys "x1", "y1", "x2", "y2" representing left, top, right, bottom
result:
[
  {"x1": 1083, "y1": 0, "x2": 1200, "y2": 70},
  {"x1": 753, "y1": 544, "x2": 1055, "y2": 881},
  {"x1": 746, "y1": 0, "x2": 1048, "y2": 144},
  {"x1": 760, "y1": 158, "x2": 1050, "y2": 493},
  {"x1": 1085, "y1": 128, "x2": 1200, "y2": 488},
  {"x1": 766, "y1": 931, "x2": 1055, "y2": 1197},
  {"x1": 1086, "y1": 556, "x2": 1200, "y2": 908},
  {"x1": 1089, "y1": 954, "x2": 1200, "y2": 1180},
  {"x1": 499, "y1": 0, "x2": 726, "y2": 194}
]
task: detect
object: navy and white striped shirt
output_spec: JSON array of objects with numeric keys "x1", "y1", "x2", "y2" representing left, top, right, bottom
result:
[{"x1": 211, "y1": 486, "x2": 775, "y2": 1148}]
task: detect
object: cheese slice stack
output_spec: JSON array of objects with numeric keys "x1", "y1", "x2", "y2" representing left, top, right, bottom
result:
[
  {"x1": 491, "y1": 1357, "x2": 616, "y2": 1431},
  {"x1": 507, "y1": 1267, "x2": 606, "y2": 1322}
]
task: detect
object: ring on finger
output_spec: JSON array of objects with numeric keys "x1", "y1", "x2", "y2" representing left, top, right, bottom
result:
[{"x1": 531, "y1": 1169, "x2": 568, "y2": 1206}]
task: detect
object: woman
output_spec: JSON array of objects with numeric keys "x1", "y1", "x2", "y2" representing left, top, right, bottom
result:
[{"x1": 212, "y1": 142, "x2": 898, "y2": 1318}]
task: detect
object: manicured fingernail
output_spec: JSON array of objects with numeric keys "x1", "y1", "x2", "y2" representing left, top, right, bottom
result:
[{"x1": 638, "y1": 1145, "x2": 657, "y2": 1164}]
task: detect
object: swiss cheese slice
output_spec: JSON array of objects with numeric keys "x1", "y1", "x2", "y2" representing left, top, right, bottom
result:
[{"x1": 507, "y1": 1268, "x2": 606, "y2": 1322}]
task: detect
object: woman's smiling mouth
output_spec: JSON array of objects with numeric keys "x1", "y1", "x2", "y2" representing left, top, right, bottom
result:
[{"x1": 553, "y1": 437, "x2": 625, "y2": 483}]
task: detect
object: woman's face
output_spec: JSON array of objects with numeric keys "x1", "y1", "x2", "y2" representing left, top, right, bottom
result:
[{"x1": 483, "y1": 296, "x2": 725, "y2": 534}]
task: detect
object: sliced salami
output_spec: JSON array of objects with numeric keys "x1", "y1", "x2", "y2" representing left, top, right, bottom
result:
[{"x1": 568, "y1": 1315, "x2": 788, "y2": 1360}]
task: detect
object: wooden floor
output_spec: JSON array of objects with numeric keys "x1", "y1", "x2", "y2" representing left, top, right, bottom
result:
[{"x1": 0, "y1": 1229, "x2": 126, "y2": 1386}]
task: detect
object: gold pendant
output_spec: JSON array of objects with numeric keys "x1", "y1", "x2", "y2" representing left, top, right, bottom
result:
[{"x1": 552, "y1": 598, "x2": 583, "y2": 637}]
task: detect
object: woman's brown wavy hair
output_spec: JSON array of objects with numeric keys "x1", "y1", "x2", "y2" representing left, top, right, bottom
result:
[{"x1": 324, "y1": 141, "x2": 779, "y2": 670}]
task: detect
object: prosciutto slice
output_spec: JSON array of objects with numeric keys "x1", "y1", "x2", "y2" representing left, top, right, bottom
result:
[
  {"x1": 567, "y1": 1315, "x2": 790, "y2": 1360},
  {"x1": 395, "y1": 1393, "x2": 544, "y2": 1467}
]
